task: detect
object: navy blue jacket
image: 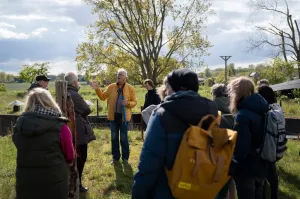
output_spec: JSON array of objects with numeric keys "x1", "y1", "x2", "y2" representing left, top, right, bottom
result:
[
  {"x1": 132, "y1": 91, "x2": 217, "y2": 199},
  {"x1": 229, "y1": 93, "x2": 269, "y2": 178}
]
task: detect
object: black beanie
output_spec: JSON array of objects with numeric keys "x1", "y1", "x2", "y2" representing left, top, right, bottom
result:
[
  {"x1": 167, "y1": 68, "x2": 199, "y2": 92},
  {"x1": 258, "y1": 86, "x2": 277, "y2": 104}
]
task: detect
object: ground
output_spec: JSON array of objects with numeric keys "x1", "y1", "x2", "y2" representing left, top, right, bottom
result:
[{"x1": 1, "y1": 129, "x2": 300, "y2": 199}]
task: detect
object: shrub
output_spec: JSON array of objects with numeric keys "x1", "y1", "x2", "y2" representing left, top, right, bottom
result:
[
  {"x1": 204, "y1": 78, "x2": 214, "y2": 87},
  {"x1": 16, "y1": 92, "x2": 25, "y2": 98},
  {"x1": 0, "y1": 84, "x2": 6, "y2": 91},
  {"x1": 293, "y1": 88, "x2": 300, "y2": 98}
]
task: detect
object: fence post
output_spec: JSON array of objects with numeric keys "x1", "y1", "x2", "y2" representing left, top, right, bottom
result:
[
  {"x1": 55, "y1": 81, "x2": 79, "y2": 199},
  {"x1": 97, "y1": 99, "x2": 99, "y2": 117}
]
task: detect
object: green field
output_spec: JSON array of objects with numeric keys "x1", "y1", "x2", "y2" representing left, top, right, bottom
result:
[
  {"x1": 1, "y1": 129, "x2": 300, "y2": 199},
  {"x1": 0, "y1": 82, "x2": 299, "y2": 118}
]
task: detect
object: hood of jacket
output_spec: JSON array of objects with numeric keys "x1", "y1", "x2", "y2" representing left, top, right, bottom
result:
[
  {"x1": 161, "y1": 91, "x2": 218, "y2": 126},
  {"x1": 14, "y1": 112, "x2": 68, "y2": 137},
  {"x1": 238, "y1": 93, "x2": 269, "y2": 115}
]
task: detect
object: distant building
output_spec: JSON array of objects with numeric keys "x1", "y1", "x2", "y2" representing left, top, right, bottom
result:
[{"x1": 270, "y1": 79, "x2": 300, "y2": 97}]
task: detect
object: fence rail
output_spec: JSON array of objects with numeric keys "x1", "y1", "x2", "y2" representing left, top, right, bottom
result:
[{"x1": 1, "y1": 114, "x2": 299, "y2": 138}]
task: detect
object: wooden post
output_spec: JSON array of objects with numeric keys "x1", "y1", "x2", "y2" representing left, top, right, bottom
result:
[
  {"x1": 55, "y1": 81, "x2": 80, "y2": 199},
  {"x1": 96, "y1": 99, "x2": 99, "y2": 117}
]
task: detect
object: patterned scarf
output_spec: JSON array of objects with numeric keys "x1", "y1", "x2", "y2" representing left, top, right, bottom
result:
[{"x1": 34, "y1": 104, "x2": 61, "y2": 117}]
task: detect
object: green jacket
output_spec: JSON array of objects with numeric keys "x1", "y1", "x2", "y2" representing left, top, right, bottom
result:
[{"x1": 13, "y1": 112, "x2": 69, "y2": 199}]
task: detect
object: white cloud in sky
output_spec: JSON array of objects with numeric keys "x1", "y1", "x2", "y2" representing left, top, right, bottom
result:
[
  {"x1": 1, "y1": 57, "x2": 78, "y2": 75},
  {"x1": 0, "y1": 22, "x2": 16, "y2": 29},
  {"x1": 59, "y1": 28, "x2": 67, "y2": 32},
  {"x1": 32, "y1": 27, "x2": 48, "y2": 36},
  {"x1": 0, "y1": 14, "x2": 75, "y2": 22},
  {"x1": 0, "y1": 28, "x2": 30, "y2": 39}
]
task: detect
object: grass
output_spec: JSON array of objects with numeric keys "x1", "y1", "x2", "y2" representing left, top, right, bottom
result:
[{"x1": 1, "y1": 129, "x2": 300, "y2": 199}]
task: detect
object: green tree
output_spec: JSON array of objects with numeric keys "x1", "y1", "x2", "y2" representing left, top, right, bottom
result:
[
  {"x1": 5, "y1": 74, "x2": 15, "y2": 83},
  {"x1": 0, "y1": 72, "x2": 5, "y2": 83},
  {"x1": 19, "y1": 62, "x2": 50, "y2": 84},
  {"x1": 259, "y1": 58, "x2": 294, "y2": 84},
  {"x1": 76, "y1": 0, "x2": 213, "y2": 84},
  {"x1": 215, "y1": 70, "x2": 225, "y2": 83},
  {"x1": 56, "y1": 73, "x2": 65, "y2": 81},
  {"x1": 204, "y1": 67, "x2": 212, "y2": 78},
  {"x1": 228, "y1": 63, "x2": 236, "y2": 76}
]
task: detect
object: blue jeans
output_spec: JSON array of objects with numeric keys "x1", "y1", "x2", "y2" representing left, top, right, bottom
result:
[{"x1": 110, "y1": 113, "x2": 129, "y2": 161}]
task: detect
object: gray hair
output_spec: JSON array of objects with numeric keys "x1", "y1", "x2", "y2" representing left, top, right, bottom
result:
[
  {"x1": 211, "y1": 83, "x2": 228, "y2": 98},
  {"x1": 257, "y1": 79, "x2": 269, "y2": 87},
  {"x1": 64, "y1": 72, "x2": 78, "y2": 86},
  {"x1": 117, "y1": 68, "x2": 128, "y2": 77}
]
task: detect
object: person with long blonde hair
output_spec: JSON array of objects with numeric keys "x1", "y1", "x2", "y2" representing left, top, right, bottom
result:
[
  {"x1": 13, "y1": 88, "x2": 74, "y2": 199},
  {"x1": 227, "y1": 77, "x2": 269, "y2": 199}
]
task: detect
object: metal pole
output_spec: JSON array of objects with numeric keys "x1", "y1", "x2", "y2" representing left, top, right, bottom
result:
[{"x1": 220, "y1": 56, "x2": 232, "y2": 84}]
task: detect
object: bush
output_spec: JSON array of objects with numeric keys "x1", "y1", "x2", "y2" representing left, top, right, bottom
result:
[
  {"x1": 293, "y1": 88, "x2": 300, "y2": 98},
  {"x1": 0, "y1": 84, "x2": 6, "y2": 91},
  {"x1": 204, "y1": 78, "x2": 214, "y2": 87},
  {"x1": 16, "y1": 92, "x2": 25, "y2": 98}
]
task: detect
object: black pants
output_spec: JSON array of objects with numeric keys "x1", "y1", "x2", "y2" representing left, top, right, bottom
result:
[
  {"x1": 77, "y1": 144, "x2": 88, "y2": 186},
  {"x1": 234, "y1": 175, "x2": 265, "y2": 199},
  {"x1": 263, "y1": 162, "x2": 278, "y2": 199}
]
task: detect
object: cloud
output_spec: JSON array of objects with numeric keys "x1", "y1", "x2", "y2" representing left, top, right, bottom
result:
[
  {"x1": 32, "y1": 27, "x2": 48, "y2": 36},
  {"x1": 59, "y1": 28, "x2": 67, "y2": 32},
  {"x1": 0, "y1": 57, "x2": 78, "y2": 75},
  {"x1": 0, "y1": 28, "x2": 30, "y2": 39},
  {"x1": 0, "y1": 22, "x2": 16, "y2": 29},
  {"x1": 53, "y1": 0, "x2": 83, "y2": 6},
  {"x1": 0, "y1": 14, "x2": 75, "y2": 22}
]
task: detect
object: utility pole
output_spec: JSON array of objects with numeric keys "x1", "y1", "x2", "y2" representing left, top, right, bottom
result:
[{"x1": 220, "y1": 56, "x2": 231, "y2": 84}]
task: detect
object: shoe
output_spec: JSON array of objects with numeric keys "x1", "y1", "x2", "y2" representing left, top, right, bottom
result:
[
  {"x1": 123, "y1": 159, "x2": 129, "y2": 165},
  {"x1": 80, "y1": 185, "x2": 88, "y2": 193},
  {"x1": 111, "y1": 159, "x2": 119, "y2": 165}
]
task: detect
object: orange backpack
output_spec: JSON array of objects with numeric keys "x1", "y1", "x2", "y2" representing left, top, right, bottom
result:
[{"x1": 165, "y1": 113, "x2": 237, "y2": 199}]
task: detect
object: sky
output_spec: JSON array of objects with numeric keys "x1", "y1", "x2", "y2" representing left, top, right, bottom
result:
[{"x1": 0, "y1": 0, "x2": 299, "y2": 75}]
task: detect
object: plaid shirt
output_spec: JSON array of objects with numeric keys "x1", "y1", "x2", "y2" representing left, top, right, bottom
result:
[{"x1": 34, "y1": 104, "x2": 60, "y2": 117}]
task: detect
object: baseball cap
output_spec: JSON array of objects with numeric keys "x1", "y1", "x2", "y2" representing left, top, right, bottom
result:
[{"x1": 36, "y1": 75, "x2": 51, "y2": 82}]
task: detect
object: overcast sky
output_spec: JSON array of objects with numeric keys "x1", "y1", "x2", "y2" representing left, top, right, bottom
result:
[{"x1": 0, "y1": 0, "x2": 299, "y2": 75}]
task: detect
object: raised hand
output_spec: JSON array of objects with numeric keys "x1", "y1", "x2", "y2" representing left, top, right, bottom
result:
[{"x1": 90, "y1": 81, "x2": 99, "y2": 89}]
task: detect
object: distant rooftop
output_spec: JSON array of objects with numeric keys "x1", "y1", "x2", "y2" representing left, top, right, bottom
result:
[{"x1": 270, "y1": 79, "x2": 300, "y2": 91}]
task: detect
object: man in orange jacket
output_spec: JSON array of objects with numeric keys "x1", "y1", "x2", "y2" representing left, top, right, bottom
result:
[{"x1": 90, "y1": 68, "x2": 137, "y2": 164}]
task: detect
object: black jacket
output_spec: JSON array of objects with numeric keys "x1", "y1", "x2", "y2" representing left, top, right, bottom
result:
[
  {"x1": 143, "y1": 89, "x2": 161, "y2": 110},
  {"x1": 28, "y1": 83, "x2": 42, "y2": 91},
  {"x1": 67, "y1": 86, "x2": 96, "y2": 146}
]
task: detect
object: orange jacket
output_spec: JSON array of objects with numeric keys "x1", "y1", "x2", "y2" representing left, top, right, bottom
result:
[{"x1": 95, "y1": 83, "x2": 137, "y2": 121}]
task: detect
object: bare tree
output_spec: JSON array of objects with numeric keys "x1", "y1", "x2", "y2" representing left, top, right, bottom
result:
[{"x1": 249, "y1": 0, "x2": 300, "y2": 78}]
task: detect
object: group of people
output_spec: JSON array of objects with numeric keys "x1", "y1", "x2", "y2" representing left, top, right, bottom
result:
[{"x1": 12, "y1": 68, "x2": 283, "y2": 199}]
